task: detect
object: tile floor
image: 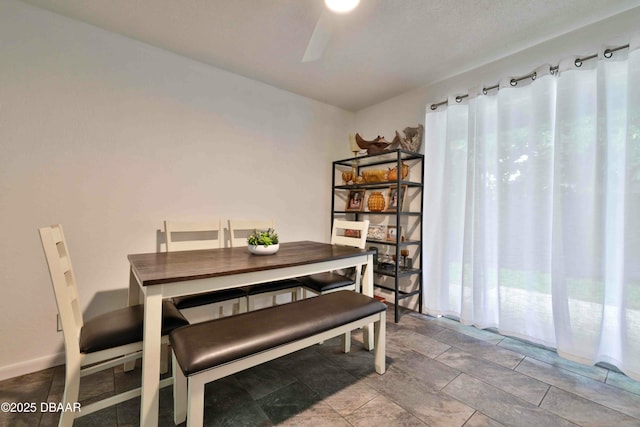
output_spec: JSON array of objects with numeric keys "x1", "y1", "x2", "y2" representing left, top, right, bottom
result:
[{"x1": 1, "y1": 308, "x2": 640, "y2": 426}]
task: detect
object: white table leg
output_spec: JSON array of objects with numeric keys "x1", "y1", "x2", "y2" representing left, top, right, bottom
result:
[
  {"x1": 361, "y1": 255, "x2": 375, "y2": 350},
  {"x1": 374, "y1": 311, "x2": 386, "y2": 374},
  {"x1": 140, "y1": 286, "x2": 163, "y2": 427},
  {"x1": 125, "y1": 268, "x2": 141, "y2": 372},
  {"x1": 173, "y1": 353, "x2": 187, "y2": 425}
]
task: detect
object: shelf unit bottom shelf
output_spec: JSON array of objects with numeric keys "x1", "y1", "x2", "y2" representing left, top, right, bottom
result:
[
  {"x1": 374, "y1": 267, "x2": 421, "y2": 278},
  {"x1": 373, "y1": 284, "x2": 422, "y2": 322}
]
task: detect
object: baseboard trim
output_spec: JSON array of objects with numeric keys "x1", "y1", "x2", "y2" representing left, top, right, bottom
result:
[{"x1": 0, "y1": 352, "x2": 65, "y2": 381}]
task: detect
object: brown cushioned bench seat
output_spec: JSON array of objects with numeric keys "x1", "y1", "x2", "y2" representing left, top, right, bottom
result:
[
  {"x1": 171, "y1": 290, "x2": 384, "y2": 375},
  {"x1": 169, "y1": 290, "x2": 386, "y2": 426}
]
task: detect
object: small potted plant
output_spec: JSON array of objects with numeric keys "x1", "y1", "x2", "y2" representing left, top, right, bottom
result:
[{"x1": 247, "y1": 228, "x2": 279, "y2": 255}]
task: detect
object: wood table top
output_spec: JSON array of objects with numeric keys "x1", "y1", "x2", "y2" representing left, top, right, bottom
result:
[{"x1": 128, "y1": 241, "x2": 372, "y2": 286}]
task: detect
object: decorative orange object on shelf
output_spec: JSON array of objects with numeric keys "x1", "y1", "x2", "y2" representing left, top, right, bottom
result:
[
  {"x1": 367, "y1": 192, "x2": 386, "y2": 212},
  {"x1": 387, "y1": 161, "x2": 409, "y2": 181},
  {"x1": 341, "y1": 171, "x2": 353, "y2": 184},
  {"x1": 362, "y1": 169, "x2": 388, "y2": 183}
]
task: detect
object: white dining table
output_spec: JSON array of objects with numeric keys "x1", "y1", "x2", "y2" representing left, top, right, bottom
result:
[{"x1": 127, "y1": 241, "x2": 374, "y2": 426}]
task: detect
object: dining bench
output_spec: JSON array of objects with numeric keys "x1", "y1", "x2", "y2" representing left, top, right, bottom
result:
[{"x1": 169, "y1": 290, "x2": 387, "y2": 426}]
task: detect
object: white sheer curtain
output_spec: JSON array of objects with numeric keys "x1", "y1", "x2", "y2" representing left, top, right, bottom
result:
[{"x1": 424, "y1": 36, "x2": 640, "y2": 380}]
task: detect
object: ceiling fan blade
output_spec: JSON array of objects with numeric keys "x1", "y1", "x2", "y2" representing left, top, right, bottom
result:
[{"x1": 302, "y1": 10, "x2": 333, "y2": 63}]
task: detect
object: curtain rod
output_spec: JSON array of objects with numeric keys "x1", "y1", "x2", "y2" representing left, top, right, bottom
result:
[{"x1": 429, "y1": 43, "x2": 630, "y2": 111}]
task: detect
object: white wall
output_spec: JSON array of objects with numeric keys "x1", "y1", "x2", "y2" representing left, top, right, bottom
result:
[
  {"x1": 0, "y1": 0, "x2": 353, "y2": 380},
  {"x1": 353, "y1": 6, "x2": 640, "y2": 306}
]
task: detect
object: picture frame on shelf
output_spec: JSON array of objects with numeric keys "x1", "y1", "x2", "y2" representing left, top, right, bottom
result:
[
  {"x1": 367, "y1": 224, "x2": 386, "y2": 241},
  {"x1": 386, "y1": 225, "x2": 399, "y2": 242},
  {"x1": 385, "y1": 185, "x2": 407, "y2": 212},
  {"x1": 345, "y1": 189, "x2": 365, "y2": 212},
  {"x1": 344, "y1": 229, "x2": 361, "y2": 238}
]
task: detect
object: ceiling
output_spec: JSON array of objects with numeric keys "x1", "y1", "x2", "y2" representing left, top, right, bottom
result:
[{"x1": 20, "y1": 0, "x2": 640, "y2": 111}]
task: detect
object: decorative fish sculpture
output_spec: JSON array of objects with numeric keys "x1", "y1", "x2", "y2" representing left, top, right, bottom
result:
[{"x1": 355, "y1": 133, "x2": 400, "y2": 155}]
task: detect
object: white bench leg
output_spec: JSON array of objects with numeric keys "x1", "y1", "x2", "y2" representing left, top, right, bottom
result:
[
  {"x1": 173, "y1": 353, "x2": 187, "y2": 425},
  {"x1": 341, "y1": 332, "x2": 351, "y2": 353},
  {"x1": 187, "y1": 376, "x2": 206, "y2": 427},
  {"x1": 374, "y1": 311, "x2": 386, "y2": 374}
]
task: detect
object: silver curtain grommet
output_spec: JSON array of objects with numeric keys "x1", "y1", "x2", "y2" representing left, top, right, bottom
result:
[
  {"x1": 575, "y1": 58, "x2": 583, "y2": 67},
  {"x1": 510, "y1": 79, "x2": 517, "y2": 86}
]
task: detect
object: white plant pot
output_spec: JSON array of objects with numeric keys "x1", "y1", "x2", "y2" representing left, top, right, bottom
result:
[{"x1": 247, "y1": 243, "x2": 279, "y2": 255}]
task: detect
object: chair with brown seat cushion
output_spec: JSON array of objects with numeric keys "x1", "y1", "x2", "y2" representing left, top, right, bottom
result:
[
  {"x1": 228, "y1": 219, "x2": 302, "y2": 310},
  {"x1": 165, "y1": 220, "x2": 247, "y2": 323},
  {"x1": 297, "y1": 219, "x2": 370, "y2": 297},
  {"x1": 39, "y1": 224, "x2": 189, "y2": 427}
]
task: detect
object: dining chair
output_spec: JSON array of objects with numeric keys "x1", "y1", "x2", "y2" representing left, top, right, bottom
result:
[
  {"x1": 228, "y1": 219, "x2": 302, "y2": 310},
  {"x1": 165, "y1": 220, "x2": 247, "y2": 323},
  {"x1": 298, "y1": 219, "x2": 370, "y2": 297},
  {"x1": 39, "y1": 224, "x2": 189, "y2": 427}
]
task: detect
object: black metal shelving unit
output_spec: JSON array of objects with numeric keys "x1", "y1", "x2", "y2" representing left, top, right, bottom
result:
[{"x1": 331, "y1": 149, "x2": 424, "y2": 322}]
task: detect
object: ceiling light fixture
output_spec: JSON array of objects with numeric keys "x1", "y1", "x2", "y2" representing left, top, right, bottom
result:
[{"x1": 324, "y1": 0, "x2": 360, "y2": 14}]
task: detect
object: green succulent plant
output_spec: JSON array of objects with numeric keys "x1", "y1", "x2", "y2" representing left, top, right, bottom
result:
[{"x1": 247, "y1": 228, "x2": 279, "y2": 247}]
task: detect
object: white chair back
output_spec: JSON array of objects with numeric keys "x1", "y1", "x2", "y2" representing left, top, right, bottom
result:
[
  {"x1": 165, "y1": 220, "x2": 247, "y2": 321},
  {"x1": 165, "y1": 220, "x2": 222, "y2": 251},
  {"x1": 331, "y1": 219, "x2": 370, "y2": 249},
  {"x1": 39, "y1": 225, "x2": 83, "y2": 353},
  {"x1": 228, "y1": 219, "x2": 274, "y2": 247}
]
